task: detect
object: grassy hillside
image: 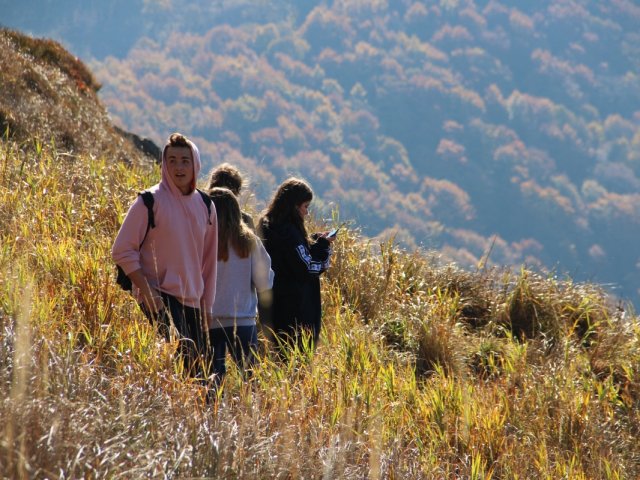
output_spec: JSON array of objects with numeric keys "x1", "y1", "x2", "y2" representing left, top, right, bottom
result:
[
  {"x1": 1, "y1": 135, "x2": 639, "y2": 478},
  {"x1": 4, "y1": 1, "x2": 640, "y2": 305},
  {"x1": 0, "y1": 28, "x2": 157, "y2": 164},
  {"x1": 82, "y1": 0, "x2": 640, "y2": 307}
]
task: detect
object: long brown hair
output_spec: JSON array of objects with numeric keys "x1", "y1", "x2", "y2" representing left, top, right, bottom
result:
[
  {"x1": 209, "y1": 187, "x2": 256, "y2": 261},
  {"x1": 258, "y1": 177, "x2": 313, "y2": 240}
]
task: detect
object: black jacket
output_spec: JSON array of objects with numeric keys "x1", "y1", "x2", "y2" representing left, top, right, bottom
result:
[{"x1": 260, "y1": 221, "x2": 331, "y2": 341}]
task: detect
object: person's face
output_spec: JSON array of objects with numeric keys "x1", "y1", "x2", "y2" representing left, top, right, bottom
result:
[
  {"x1": 297, "y1": 201, "x2": 310, "y2": 218},
  {"x1": 166, "y1": 146, "x2": 194, "y2": 195}
]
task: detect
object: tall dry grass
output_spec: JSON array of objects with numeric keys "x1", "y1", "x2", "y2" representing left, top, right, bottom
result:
[
  {"x1": 1, "y1": 138, "x2": 639, "y2": 479},
  {"x1": 0, "y1": 28, "x2": 153, "y2": 165}
]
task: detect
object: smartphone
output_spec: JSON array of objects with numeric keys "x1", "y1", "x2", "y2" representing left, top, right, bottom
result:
[{"x1": 328, "y1": 226, "x2": 341, "y2": 238}]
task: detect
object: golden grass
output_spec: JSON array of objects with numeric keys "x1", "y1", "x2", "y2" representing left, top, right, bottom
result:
[
  {"x1": 0, "y1": 28, "x2": 152, "y2": 165},
  {"x1": 1, "y1": 139, "x2": 639, "y2": 478}
]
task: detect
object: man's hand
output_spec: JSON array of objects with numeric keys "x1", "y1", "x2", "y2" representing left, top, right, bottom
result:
[{"x1": 128, "y1": 269, "x2": 163, "y2": 314}]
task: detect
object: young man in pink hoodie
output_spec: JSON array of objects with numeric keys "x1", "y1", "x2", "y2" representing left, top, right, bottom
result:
[{"x1": 112, "y1": 133, "x2": 218, "y2": 377}]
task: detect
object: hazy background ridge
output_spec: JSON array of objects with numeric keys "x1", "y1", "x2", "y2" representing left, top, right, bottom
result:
[{"x1": 3, "y1": 0, "x2": 639, "y2": 306}]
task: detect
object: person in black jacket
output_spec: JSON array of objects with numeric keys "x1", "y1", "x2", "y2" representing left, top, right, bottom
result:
[{"x1": 257, "y1": 177, "x2": 334, "y2": 356}]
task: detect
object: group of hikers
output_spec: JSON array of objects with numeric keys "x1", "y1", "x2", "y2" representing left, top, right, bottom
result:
[{"x1": 111, "y1": 132, "x2": 335, "y2": 393}]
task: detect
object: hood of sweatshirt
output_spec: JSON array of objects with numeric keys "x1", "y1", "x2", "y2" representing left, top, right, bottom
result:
[{"x1": 160, "y1": 138, "x2": 201, "y2": 196}]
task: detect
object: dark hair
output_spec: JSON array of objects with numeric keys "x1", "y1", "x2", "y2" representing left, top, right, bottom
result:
[
  {"x1": 207, "y1": 163, "x2": 244, "y2": 196},
  {"x1": 209, "y1": 187, "x2": 256, "y2": 261},
  {"x1": 258, "y1": 177, "x2": 313, "y2": 239},
  {"x1": 167, "y1": 132, "x2": 189, "y2": 148}
]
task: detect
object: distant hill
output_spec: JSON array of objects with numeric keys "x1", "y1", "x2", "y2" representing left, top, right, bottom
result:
[
  {"x1": 0, "y1": 28, "x2": 158, "y2": 163},
  {"x1": 2, "y1": 1, "x2": 639, "y2": 307}
]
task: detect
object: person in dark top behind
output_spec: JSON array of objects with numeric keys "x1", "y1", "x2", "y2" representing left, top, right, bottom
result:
[
  {"x1": 206, "y1": 162, "x2": 255, "y2": 230},
  {"x1": 257, "y1": 177, "x2": 334, "y2": 357}
]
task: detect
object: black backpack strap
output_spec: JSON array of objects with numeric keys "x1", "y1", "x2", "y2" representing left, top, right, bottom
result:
[
  {"x1": 139, "y1": 191, "x2": 155, "y2": 246},
  {"x1": 197, "y1": 188, "x2": 212, "y2": 225}
]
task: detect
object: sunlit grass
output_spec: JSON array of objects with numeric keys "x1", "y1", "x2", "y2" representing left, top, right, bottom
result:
[{"x1": 1, "y1": 139, "x2": 639, "y2": 478}]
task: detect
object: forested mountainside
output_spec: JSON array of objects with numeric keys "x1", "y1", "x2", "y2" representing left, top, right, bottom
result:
[{"x1": 3, "y1": 0, "x2": 639, "y2": 306}]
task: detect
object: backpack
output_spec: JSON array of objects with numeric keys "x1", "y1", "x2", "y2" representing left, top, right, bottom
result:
[{"x1": 115, "y1": 189, "x2": 213, "y2": 291}]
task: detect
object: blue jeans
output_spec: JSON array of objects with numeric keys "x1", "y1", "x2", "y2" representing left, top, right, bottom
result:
[{"x1": 207, "y1": 325, "x2": 258, "y2": 386}]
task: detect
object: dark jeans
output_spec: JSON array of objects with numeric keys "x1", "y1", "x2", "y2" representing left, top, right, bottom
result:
[
  {"x1": 140, "y1": 292, "x2": 206, "y2": 379},
  {"x1": 207, "y1": 325, "x2": 258, "y2": 387},
  {"x1": 270, "y1": 294, "x2": 320, "y2": 360}
]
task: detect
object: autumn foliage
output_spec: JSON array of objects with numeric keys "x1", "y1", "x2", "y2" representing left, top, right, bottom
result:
[{"x1": 3, "y1": 1, "x2": 640, "y2": 305}]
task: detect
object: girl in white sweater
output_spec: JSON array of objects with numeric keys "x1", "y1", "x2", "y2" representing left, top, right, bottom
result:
[{"x1": 207, "y1": 187, "x2": 274, "y2": 388}]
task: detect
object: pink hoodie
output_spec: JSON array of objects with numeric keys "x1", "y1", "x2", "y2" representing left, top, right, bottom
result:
[{"x1": 112, "y1": 139, "x2": 218, "y2": 313}]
